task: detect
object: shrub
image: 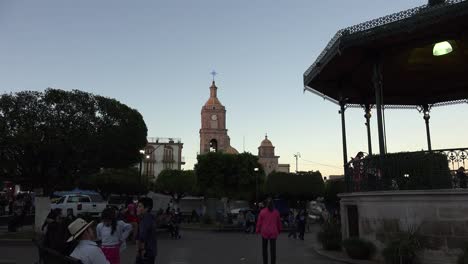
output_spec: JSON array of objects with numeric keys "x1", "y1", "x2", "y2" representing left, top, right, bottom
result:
[
  {"x1": 458, "y1": 243, "x2": 468, "y2": 264},
  {"x1": 317, "y1": 219, "x2": 342, "y2": 250},
  {"x1": 382, "y1": 227, "x2": 424, "y2": 264},
  {"x1": 342, "y1": 237, "x2": 376, "y2": 260},
  {"x1": 364, "y1": 152, "x2": 451, "y2": 190}
]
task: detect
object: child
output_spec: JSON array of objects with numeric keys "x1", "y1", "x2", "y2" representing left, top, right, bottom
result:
[{"x1": 97, "y1": 208, "x2": 133, "y2": 264}]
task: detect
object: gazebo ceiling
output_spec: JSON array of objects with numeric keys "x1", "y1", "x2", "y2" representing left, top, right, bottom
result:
[{"x1": 304, "y1": 0, "x2": 468, "y2": 107}]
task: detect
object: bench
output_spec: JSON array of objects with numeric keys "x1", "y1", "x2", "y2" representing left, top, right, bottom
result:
[{"x1": 33, "y1": 239, "x2": 83, "y2": 264}]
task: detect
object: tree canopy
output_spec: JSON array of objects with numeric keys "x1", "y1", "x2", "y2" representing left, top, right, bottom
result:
[
  {"x1": 155, "y1": 169, "x2": 197, "y2": 203},
  {"x1": 195, "y1": 152, "x2": 264, "y2": 200},
  {"x1": 265, "y1": 171, "x2": 325, "y2": 200},
  {"x1": 0, "y1": 89, "x2": 147, "y2": 193},
  {"x1": 80, "y1": 168, "x2": 147, "y2": 197}
]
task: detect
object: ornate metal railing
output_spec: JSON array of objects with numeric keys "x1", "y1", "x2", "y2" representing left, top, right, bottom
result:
[
  {"x1": 433, "y1": 148, "x2": 468, "y2": 171},
  {"x1": 345, "y1": 148, "x2": 468, "y2": 192}
]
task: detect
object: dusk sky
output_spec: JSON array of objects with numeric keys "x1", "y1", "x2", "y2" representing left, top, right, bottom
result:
[{"x1": 1, "y1": 0, "x2": 466, "y2": 176}]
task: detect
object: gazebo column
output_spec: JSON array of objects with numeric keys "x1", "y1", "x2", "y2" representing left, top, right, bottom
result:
[
  {"x1": 422, "y1": 104, "x2": 432, "y2": 151},
  {"x1": 373, "y1": 62, "x2": 386, "y2": 156},
  {"x1": 339, "y1": 100, "x2": 350, "y2": 191},
  {"x1": 364, "y1": 104, "x2": 373, "y2": 155},
  {"x1": 373, "y1": 60, "x2": 387, "y2": 189}
]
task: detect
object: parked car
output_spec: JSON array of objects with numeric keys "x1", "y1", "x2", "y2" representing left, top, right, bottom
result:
[
  {"x1": 107, "y1": 195, "x2": 131, "y2": 211},
  {"x1": 51, "y1": 194, "x2": 107, "y2": 218}
]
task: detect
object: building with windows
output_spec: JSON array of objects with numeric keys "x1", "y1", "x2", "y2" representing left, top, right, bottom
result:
[{"x1": 141, "y1": 137, "x2": 185, "y2": 182}]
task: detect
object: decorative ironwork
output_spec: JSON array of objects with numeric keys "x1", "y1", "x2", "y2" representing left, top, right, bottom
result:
[
  {"x1": 433, "y1": 148, "x2": 468, "y2": 171},
  {"x1": 345, "y1": 148, "x2": 468, "y2": 192},
  {"x1": 304, "y1": 0, "x2": 466, "y2": 78}
]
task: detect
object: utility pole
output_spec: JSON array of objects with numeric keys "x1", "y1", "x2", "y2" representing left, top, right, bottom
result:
[{"x1": 293, "y1": 152, "x2": 301, "y2": 173}]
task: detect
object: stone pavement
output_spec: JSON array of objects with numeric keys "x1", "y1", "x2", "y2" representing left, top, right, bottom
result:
[{"x1": 0, "y1": 230, "x2": 342, "y2": 264}]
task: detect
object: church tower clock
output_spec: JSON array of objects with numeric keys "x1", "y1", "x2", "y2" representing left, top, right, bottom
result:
[{"x1": 200, "y1": 80, "x2": 237, "y2": 154}]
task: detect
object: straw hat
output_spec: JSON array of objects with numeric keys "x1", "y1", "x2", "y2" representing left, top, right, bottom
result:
[{"x1": 67, "y1": 218, "x2": 94, "y2": 242}]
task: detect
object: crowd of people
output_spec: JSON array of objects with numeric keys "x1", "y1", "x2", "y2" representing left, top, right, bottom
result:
[
  {"x1": 6, "y1": 192, "x2": 33, "y2": 232},
  {"x1": 40, "y1": 197, "x2": 158, "y2": 264}
]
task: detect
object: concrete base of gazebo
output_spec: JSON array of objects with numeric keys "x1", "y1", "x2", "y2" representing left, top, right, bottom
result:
[{"x1": 339, "y1": 189, "x2": 468, "y2": 264}]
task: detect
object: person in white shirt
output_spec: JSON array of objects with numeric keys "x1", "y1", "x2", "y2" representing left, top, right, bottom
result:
[
  {"x1": 67, "y1": 218, "x2": 110, "y2": 264},
  {"x1": 97, "y1": 208, "x2": 133, "y2": 264}
]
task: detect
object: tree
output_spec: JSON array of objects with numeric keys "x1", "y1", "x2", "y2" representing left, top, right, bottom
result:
[
  {"x1": 80, "y1": 168, "x2": 147, "y2": 197},
  {"x1": 0, "y1": 89, "x2": 147, "y2": 194},
  {"x1": 265, "y1": 171, "x2": 325, "y2": 201},
  {"x1": 195, "y1": 152, "x2": 264, "y2": 200},
  {"x1": 155, "y1": 169, "x2": 197, "y2": 204},
  {"x1": 323, "y1": 179, "x2": 345, "y2": 211}
]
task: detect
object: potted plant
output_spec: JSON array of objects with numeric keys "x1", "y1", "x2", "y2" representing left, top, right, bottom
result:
[
  {"x1": 382, "y1": 227, "x2": 424, "y2": 264},
  {"x1": 317, "y1": 218, "x2": 342, "y2": 250}
]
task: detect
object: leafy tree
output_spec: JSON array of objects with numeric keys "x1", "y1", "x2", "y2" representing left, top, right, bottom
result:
[
  {"x1": 80, "y1": 168, "x2": 147, "y2": 197},
  {"x1": 265, "y1": 171, "x2": 325, "y2": 200},
  {"x1": 155, "y1": 169, "x2": 197, "y2": 204},
  {"x1": 195, "y1": 152, "x2": 264, "y2": 200},
  {"x1": 0, "y1": 89, "x2": 147, "y2": 194},
  {"x1": 324, "y1": 179, "x2": 346, "y2": 211}
]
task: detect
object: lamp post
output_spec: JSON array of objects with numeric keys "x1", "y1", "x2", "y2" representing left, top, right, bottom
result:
[
  {"x1": 145, "y1": 155, "x2": 150, "y2": 186},
  {"x1": 139, "y1": 150, "x2": 145, "y2": 185},
  {"x1": 254, "y1": 167, "x2": 259, "y2": 203}
]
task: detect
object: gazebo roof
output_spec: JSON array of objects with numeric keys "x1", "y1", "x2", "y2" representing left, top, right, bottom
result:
[{"x1": 304, "y1": 0, "x2": 468, "y2": 108}]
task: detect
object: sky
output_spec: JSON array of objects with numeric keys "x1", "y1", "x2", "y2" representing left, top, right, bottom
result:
[{"x1": 1, "y1": 0, "x2": 467, "y2": 176}]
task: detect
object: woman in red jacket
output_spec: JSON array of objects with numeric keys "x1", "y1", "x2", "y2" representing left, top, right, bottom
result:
[{"x1": 256, "y1": 198, "x2": 282, "y2": 264}]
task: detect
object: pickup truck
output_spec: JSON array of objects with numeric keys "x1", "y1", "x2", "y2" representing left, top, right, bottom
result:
[{"x1": 51, "y1": 194, "x2": 107, "y2": 218}]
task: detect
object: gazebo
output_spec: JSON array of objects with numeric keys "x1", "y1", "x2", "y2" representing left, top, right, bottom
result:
[
  {"x1": 303, "y1": 1, "x2": 468, "y2": 262},
  {"x1": 303, "y1": 0, "x2": 468, "y2": 179}
]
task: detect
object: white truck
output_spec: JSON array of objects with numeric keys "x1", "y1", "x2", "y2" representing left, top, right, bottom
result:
[{"x1": 51, "y1": 194, "x2": 107, "y2": 218}]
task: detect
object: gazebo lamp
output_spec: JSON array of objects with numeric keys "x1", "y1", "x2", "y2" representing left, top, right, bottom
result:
[{"x1": 433, "y1": 41, "x2": 453, "y2": 56}]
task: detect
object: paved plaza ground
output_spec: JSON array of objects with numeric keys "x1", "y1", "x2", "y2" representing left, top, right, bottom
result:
[{"x1": 0, "y1": 229, "x2": 341, "y2": 264}]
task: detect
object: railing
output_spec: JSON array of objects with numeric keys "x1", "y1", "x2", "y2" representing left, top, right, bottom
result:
[
  {"x1": 345, "y1": 148, "x2": 468, "y2": 192},
  {"x1": 433, "y1": 148, "x2": 468, "y2": 171},
  {"x1": 147, "y1": 137, "x2": 182, "y2": 144}
]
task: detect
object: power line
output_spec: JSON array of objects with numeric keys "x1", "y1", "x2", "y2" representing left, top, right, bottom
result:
[{"x1": 299, "y1": 157, "x2": 342, "y2": 169}]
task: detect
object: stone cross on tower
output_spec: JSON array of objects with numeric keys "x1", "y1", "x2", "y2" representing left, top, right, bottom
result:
[{"x1": 210, "y1": 70, "x2": 217, "y2": 82}]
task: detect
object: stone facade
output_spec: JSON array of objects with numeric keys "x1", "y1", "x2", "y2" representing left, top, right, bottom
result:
[
  {"x1": 199, "y1": 81, "x2": 238, "y2": 154},
  {"x1": 339, "y1": 190, "x2": 468, "y2": 264},
  {"x1": 258, "y1": 136, "x2": 279, "y2": 176},
  {"x1": 142, "y1": 137, "x2": 185, "y2": 181}
]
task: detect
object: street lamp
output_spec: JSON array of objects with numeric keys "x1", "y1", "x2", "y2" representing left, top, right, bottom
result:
[
  {"x1": 254, "y1": 167, "x2": 259, "y2": 203},
  {"x1": 139, "y1": 150, "x2": 145, "y2": 185}
]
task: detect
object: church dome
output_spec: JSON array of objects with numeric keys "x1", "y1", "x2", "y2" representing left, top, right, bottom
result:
[
  {"x1": 260, "y1": 135, "x2": 274, "y2": 148},
  {"x1": 225, "y1": 145, "x2": 239, "y2": 154}
]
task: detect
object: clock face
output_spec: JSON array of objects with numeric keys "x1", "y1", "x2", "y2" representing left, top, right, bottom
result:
[{"x1": 211, "y1": 114, "x2": 218, "y2": 121}]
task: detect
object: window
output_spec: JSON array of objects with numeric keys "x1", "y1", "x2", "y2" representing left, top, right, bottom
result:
[
  {"x1": 57, "y1": 197, "x2": 66, "y2": 204},
  {"x1": 79, "y1": 197, "x2": 91, "y2": 203},
  {"x1": 67, "y1": 196, "x2": 81, "y2": 203},
  {"x1": 164, "y1": 146, "x2": 174, "y2": 162}
]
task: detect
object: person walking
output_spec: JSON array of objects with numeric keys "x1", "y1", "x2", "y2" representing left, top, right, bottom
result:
[
  {"x1": 43, "y1": 209, "x2": 68, "y2": 254},
  {"x1": 297, "y1": 209, "x2": 306, "y2": 240},
  {"x1": 245, "y1": 210, "x2": 255, "y2": 233},
  {"x1": 256, "y1": 198, "x2": 282, "y2": 264},
  {"x1": 125, "y1": 202, "x2": 139, "y2": 242},
  {"x1": 97, "y1": 208, "x2": 133, "y2": 264},
  {"x1": 457, "y1": 167, "x2": 467, "y2": 188},
  {"x1": 287, "y1": 210, "x2": 297, "y2": 239},
  {"x1": 135, "y1": 197, "x2": 157, "y2": 264},
  {"x1": 68, "y1": 218, "x2": 110, "y2": 264}
]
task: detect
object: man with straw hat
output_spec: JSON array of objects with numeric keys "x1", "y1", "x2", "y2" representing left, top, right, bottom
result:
[{"x1": 67, "y1": 218, "x2": 110, "y2": 264}]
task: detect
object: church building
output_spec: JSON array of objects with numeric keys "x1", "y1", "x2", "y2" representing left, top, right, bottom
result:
[
  {"x1": 199, "y1": 81, "x2": 239, "y2": 154},
  {"x1": 199, "y1": 80, "x2": 289, "y2": 175}
]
